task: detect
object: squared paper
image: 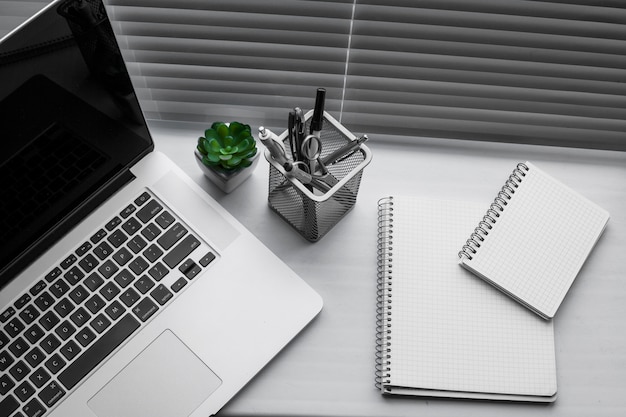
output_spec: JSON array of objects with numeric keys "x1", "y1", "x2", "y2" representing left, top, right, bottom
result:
[
  {"x1": 379, "y1": 197, "x2": 557, "y2": 401},
  {"x1": 459, "y1": 162, "x2": 610, "y2": 319}
]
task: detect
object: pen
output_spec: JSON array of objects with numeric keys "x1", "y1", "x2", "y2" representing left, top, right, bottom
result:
[
  {"x1": 258, "y1": 126, "x2": 289, "y2": 166},
  {"x1": 310, "y1": 88, "x2": 326, "y2": 137},
  {"x1": 321, "y1": 134, "x2": 368, "y2": 166}
]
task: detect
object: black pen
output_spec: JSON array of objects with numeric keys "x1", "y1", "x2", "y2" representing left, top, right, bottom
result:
[
  {"x1": 310, "y1": 88, "x2": 326, "y2": 138},
  {"x1": 321, "y1": 134, "x2": 368, "y2": 166}
]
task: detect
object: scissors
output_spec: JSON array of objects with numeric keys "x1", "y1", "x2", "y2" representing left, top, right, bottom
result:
[{"x1": 300, "y1": 135, "x2": 338, "y2": 187}]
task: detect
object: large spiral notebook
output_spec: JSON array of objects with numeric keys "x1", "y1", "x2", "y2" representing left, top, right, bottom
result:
[
  {"x1": 376, "y1": 197, "x2": 557, "y2": 401},
  {"x1": 458, "y1": 162, "x2": 610, "y2": 319}
]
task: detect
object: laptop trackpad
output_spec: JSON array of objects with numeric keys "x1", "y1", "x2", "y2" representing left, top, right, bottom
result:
[{"x1": 88, "y1": 330, "x2": 222, "y2": 417}]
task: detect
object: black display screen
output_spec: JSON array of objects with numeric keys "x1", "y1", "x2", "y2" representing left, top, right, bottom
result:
[{"x1": 0, "y1": 0, "x2": 153, "y2": 287}]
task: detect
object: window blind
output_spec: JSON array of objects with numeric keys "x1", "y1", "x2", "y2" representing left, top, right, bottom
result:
[
  {"x1": 343, "y1": 0, "x2": 626, "y2": 150},
  {"x1": 2, "y1": 0, "x2": 625, "y2": 150},
  {"x1": 105, "y1": 0, "x2": 354, "y2": 130}
]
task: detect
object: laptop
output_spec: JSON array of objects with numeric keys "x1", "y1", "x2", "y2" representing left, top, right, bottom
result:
[{"x1": 0, "y1": 1, "x2": 322, "y2": 416}]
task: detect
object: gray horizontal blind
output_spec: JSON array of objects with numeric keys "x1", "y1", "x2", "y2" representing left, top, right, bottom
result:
[
  {"x1": 105, "y1": 0, "x2": 354, "y2": 129},
  {"x1": 2, "y1": 0, "x2": 626, "y2": 150},
  {"x1": 343, "y1": 0, "x2": 626, "y2": 149}
]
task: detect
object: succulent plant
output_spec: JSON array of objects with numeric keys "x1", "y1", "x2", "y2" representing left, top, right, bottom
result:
[{"x1": 197, "y1": 122, "x2": 257, "y2": 171}]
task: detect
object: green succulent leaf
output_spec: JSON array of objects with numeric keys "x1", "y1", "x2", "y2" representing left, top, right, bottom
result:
[{"x1": 199, "y1": 121, "x2": 257, "y2": 170}]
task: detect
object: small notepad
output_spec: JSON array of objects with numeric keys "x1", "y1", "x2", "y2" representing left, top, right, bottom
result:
[
  {"x1": 376, "y1": 197, "x2": 557, "y2": 402},
  {"x1": 458, "y1": 162, "x2": 610, "y2": 319}
]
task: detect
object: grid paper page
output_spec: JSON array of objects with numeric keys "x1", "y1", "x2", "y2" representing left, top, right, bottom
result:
[
  {"x1": 460, "y1": 162, "x2": 610, "y2": 319},
  {"x1": 387, "y1": 197, "x2": 556, "y2": 398}
]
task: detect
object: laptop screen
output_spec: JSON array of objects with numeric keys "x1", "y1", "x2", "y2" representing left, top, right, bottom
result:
[{"x1": 0, "y1": 0, "x2": 153, "y2": 288}]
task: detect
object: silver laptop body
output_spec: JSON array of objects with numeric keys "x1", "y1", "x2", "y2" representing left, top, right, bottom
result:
[{"x1": 0, "y1": 1, "x2": 322, "y2": 416}]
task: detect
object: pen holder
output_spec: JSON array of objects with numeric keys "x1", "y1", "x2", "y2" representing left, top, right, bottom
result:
[{"x1": 265, "y1": 110, "x2": 372, "y2": 242}]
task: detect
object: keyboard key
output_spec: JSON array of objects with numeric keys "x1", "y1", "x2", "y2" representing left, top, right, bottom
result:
[
  {"x1": 0, "y1": 350, "x2": 15, "y2": 372},
  {"x1": 157, "y1": 223, "x2": 188, "y2": 250},
  {"x1": 29, "y1": 367, "x2": 51, "y2": 388},
  {"x1": 55, "y1": 320, "x2": 76, "y2": 341},
  {"x1": 132, "y1": 298, "x2": 158, "y2": 322},
  {"x1": 50, "y1": 279, "x2": 70, "y2": 298},
  {"x1": 18, "y1": 305, "x2": 39, "y2": 324},
  {"x1": 59, "y1": 340, "x2": 81, "y2": 361},
  {"x1": 14, "y1": 294, "x2": 31, "y2": 310},
  {"x1": 0, "y1": 331, "x2": 8, "y2": 349},
  {"x1": 1, "y1": 307, "x2": 15, "y2": 323},
  {"x1": 38, "y1": 381, "x2": 65, "y2": 408},
  {"x1": 9, "y1": 360, "x2": 30, "y2": 382},
  {"x1": 8, "y1": 337, "x2": 27, "y2": 357},
  {"x1": 150, "y1": 285, "x2": 173, "y2": 306},
  {"x1": 29, "y1": 280, "x2": 46, "y2": 296},
  {"x1": 76, "y1": 327, "x2": 96, "y2": 347},
  {"x1": 64, "y1": 266, "x2": 85, "y2": 285},
  {"x1": 148, "y1": 262, "x2": 169, "y2": 282},
  {"x1": 15, "y1": 380, "x2": 36, "y2": 402},
  {"x1": 24, "y1": 347, "x2": 45, "y2": 368},
  {"x1": 33, "y1": 292, "x2": 54, "y2": 312},
  {"x1": 0, "y1": 373, "x2": 16, "y2": 394},
  {"x1": 84, "y1": 273, "x2": 104, "y2": 291},
  {"x1": 69, "y1": 307, "x2": 91, "y2": 328},
  {"x1": 105, "y1": 216, "x2": 122, "y2": 231},
  {"x1": 140, "y1": 223, "x2": 161, "y2": 241},
  {"x1": 143, "y1": 244, "x2": 163, "y2": 263},
  {"x1": 22, "y1": 397, "x2": 46, "y2": 417},
  {"x1": 68, "y1": 285, "x2": 89, "y2": 305},
  {"x1": 45, "y1": 267, "x2": 63, "y2": 284},
  {"x1": 45, "y1": 353, "x2": 66, "y2": 374},
  {"x1": 113, "y1": 247, "x2": 133, "y2": 266},
  {"x1": 90, "y1": 314, "x2": 111, "y2": 334},
  {"x1": 155, "y1": 211, "x2": 175, "y2": 229},
  {"x1": 134, "y1": 276, "x2": 155, "y2": 294},
  {"x1": 98, "y1": 260, "x2": 119, "y2": 279},
  {"x1": 113, "y1": 269, "x2": 135, "y2": 288},
  {"x1": 136, "y1": 200, "x2": 162, "y2": 223},
  {"x1": 104, "y1": 301, "x2": 125, "y2": 321},
  {"x1": 39, "y1": 311, "x2": 60, "y2": 331},
  {"x1": 5, "y1": 317, "x2": 25, "y2": 337},
  {"x1": 100, "y1": 282, "x2": 120, "y2": 301},
  {"x1": 0, "y1": 395, "x2": 19, "y2": 417},
  {"x1": 129, "y1": 257, "x2": 149, "y2": 275},
  {"x1": 53, "y1": 298, "x2": 75, "y2": 318},
  {"x1": 122, "y1": 217, "x2": 142, "y2": 235},
  {"x1": 58, "y1": 314, "x2": 140, "y2": 390},
  {"x1": 170, "y1": 277, "x2": 187, "y2": 293},
  {"x1": 162, "y1": 235, "x2": 201, "y2": 269},
  {"x1": 179, "y1": 259, "x2": 201, "y2": 280},
  {"x1": 85, "y1": 295, "x2": 106, "y2": 314},
  {"x1": 75, "y1": 241, "x2": 93, "y2": 257},
  {"x1": 93, "y1": 241, "x2": 114, "y2": 260},
  {"x1": 120, "y1": 288, "x2": 140, "y2": 307},
  {"x1": 199, "y1": 252, "x2": 216, "y2": 267},
  {"x1": 60, "y1": 254, "x2": 77, "y2": 270},
  {"x1": 134, "y1": 192, "x2": 150, "y2": 206},
  {"x1": 120, "y1": 204, "x2": 136, "y2": 219},
  {"x1": 23, "y1": 324, "x2": 45, "y2": 344},
  {"x1": 78, "y1": 254, "x2": 99, "y2": 274},
  {"x1": 107, "y1": 229, "x2": 128, "y2": 248},
  {"x1": 90, "y1": 228, "x2": 107, "y2": 244},
  {"x1": 39, "y1": 334, "x2": 61, "y2": 354},
  {"x1": 127, "y1": 235, "x2": 147, "y2": 254}
]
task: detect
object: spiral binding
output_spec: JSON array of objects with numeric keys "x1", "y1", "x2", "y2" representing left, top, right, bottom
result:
[
  {"x1": 375, "y1": 197, "x2": 394, "y2": 391},
  {"x1": 458, "y1": 163, "x2": 529, "y2": 260}
]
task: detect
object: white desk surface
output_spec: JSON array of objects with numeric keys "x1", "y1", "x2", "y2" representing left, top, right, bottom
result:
[{"x1": 150, "y1": 121, "x2": 626, "y2": 417}]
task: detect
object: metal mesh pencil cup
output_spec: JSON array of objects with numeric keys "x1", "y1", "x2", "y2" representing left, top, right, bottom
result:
[{"x1": 265, "y1": 110, "x2": 372, "y2": 242}]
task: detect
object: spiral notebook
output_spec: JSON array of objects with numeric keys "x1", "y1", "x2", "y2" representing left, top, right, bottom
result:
[
  {"x1": 376, "y1": 197, "x2": 557, "y2": 401},
  {"x1": 458, "y1": 162, "x2": 610, "y2": 319}
]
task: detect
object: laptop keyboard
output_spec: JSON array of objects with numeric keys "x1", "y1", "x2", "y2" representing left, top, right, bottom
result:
[{"x1": 0, "y1": 190, "x2": 215, "y2": 417}]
